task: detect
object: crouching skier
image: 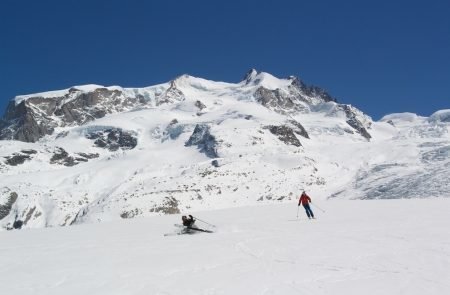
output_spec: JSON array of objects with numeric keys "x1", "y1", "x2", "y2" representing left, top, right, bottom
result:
[
  {"x1": 298, "y1": 191, "x2": 315, "y2": 219},
  {"x1": 181, "y1": 215, "x2": 213, "y2": 233},
  {"x1": 182, "y1": 215, "x2": 196, "y2": 228}
]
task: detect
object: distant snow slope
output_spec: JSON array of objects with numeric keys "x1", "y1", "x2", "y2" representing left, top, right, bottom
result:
[
  {"x1": 1, "y1": 71, "x2": 449, "y2": 230},
  {"x1": 1, "y1": 199, "x2": 449, "y2": 295}
]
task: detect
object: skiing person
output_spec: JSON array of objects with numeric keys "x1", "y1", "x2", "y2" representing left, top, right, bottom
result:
[
  {"x1": 298, "y1": 191, "x2": 315, "y2": 219},
  {"x1": 182, "y1": 215, "x2": 195, "y2": 227}
]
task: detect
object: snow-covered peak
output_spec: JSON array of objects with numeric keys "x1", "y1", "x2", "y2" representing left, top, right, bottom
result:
[
  {"x1": 381, "y1": 110, "x2": 450, "y2": 125},
  {"x1": 171, "y1": 74, "x2": 235, "y2": 90},
  {"x1": 429, "y1": 109, "x2": 450, "y2": 123},
  {"x1": 1, "y1": 70, "x2": 450, "y2": 232},
  {"x1": 14, "y1": 84, "x2": 124, "y2": 105},
  {"x1": 242, "y1": 69, "x2": 292, "y2": 90},
  {"x1": 380, "y1": 112, "x2": 425, "y2": 124}
]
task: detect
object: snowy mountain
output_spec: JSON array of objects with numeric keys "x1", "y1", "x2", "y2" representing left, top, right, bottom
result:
[{"x1": 0, "y1": 70, "x2": 449, "y2": 230}]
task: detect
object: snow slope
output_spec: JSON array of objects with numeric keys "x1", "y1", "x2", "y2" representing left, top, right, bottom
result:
[
  {"x1": 1, "y1": 199, "x2": 449, "y2": 295},
  {"x1": 1, "y1": 71, "x2": 449, "y2": 231}
]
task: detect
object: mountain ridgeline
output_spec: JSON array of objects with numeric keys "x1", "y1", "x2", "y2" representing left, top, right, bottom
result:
[
  {"x1": 0, "y1": 69, "x2": 371, "y2": 143},
  {"x1": 1, "y1": 70, "x2": 449, "y2": 230}
]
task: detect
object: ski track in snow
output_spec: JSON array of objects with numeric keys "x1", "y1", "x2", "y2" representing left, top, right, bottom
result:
[{"x1": 1, "y1": 199, "x2": 450, "y2": 295}]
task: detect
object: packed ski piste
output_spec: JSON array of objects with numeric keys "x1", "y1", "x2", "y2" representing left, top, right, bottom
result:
[
  {"x1": 165, "y1": 191, "x2": 321, "y2": 236},
  {"x1": 165, "y1": 214, "x2": 215, "y2": 236}
]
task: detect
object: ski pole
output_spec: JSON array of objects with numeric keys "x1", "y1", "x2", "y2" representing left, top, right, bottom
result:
[
  {"x1": 193, "y1": 217, "x2": 216, "y2": 227},
  {"x1": 296, "y1": 206, "x2": 300, "y2": 218},
  {"x1": 311, "y1": 203, "x2": 325, "y2": 213}
]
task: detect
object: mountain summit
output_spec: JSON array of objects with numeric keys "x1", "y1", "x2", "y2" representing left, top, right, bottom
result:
[
  {"x1": 0, "y1": 70, "x2": 357, "y2": 142},
  {"x1": 0, "y1": 70, "x2": 449, "y2": 230}
]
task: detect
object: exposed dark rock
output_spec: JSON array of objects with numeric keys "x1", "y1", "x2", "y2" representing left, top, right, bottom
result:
[
  {"x1": 0, "y1": 118, "x2": 6, "y2": 129},
  {"x1": 185, "y1": 124, "x2": 219, "y2": 158},
  {"x1": 20, "y1": 149, "x2": 37, "y2": 155},
  {"x1": 56, "y1": 131, "x2": 69, "y2": 139},
  {"x1": 195, "y1": 100, "x2": 206, "y2": 110},
  {"x1": 211, "y1": 160, "x2": 219, "y2": 167},
  {"x1": 0, "y1": 87, "x2": 149, "y2": 143},
  {"x1": 120, "y1": 208, "x2": 142, "y2": 219},
  {"x1": 13, "y1": 220, "x2": 23, "y2": 229},
  {"x1": 290, "y1": 77, "x2": 336, "y2": 103},
  {"x1": 156, "y1": 81, "x2": 185, "y2": 106},
  {"x1": 0, "y1": 192, "x2": 18, "y2": 220},
  {"x1": 85, "y1": 128, "x2": 137, "y2": 151},
  {"x1": 50, "y1": 147, "x2": 69, "y2": 163},
  {"x1": 255, "y1": 87, "x2": 297, "y2": 112},
  {"x1": 386, "y1": 120, "x2": 395, "y2": 126},
  {"x1": 247, "y1": 70, "x2": 336, "y2": 114},
  {"x1": 0, "y1": 100, "x2": 55, "y2": 142},
  {"x1": 4, "y1": 153, "x2": 31, "y2": 166},
  {"x1": 266, "y1": 125, "x2": 302, "y2": 147},
  {"x1": 243, "y1": 69, "x2": 259, "y2": 84},
  {"x1": 74, "y1": 157, "x2": 88, "y2": 162},
  {"x1": 151, "y1": 197, "x2": 180, "y2": 214},
  {"x1": 4, "y1": 149, "x2": 38, "y2": 166},
  {"x1": 76, "y1": 152, "x2": 100, "y2": 159},
  {"x1": 24, "y1": 206, "x2": 36, "y2": 224},
  {"x1": 50, "y1": 147, "x2": 97, "y2": 166},
  {"x1": 339, "y1": 105, "x2": 371, "y2": 140},
  {"x1": 288, "y1": 120, "x2": 309, "y2": 139},
  {"x1": 52, "y1": 88, "x2": 123, "y2": 124}
]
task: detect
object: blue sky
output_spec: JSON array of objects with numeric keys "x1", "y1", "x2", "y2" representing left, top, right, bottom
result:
[{"x1": 1, "y1": 0, "x2": 449, "y2": 120}]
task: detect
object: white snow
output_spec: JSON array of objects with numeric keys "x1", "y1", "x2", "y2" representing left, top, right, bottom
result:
[
  {"x1": 243, "y1": 70, "x2": 293, "y2": 90},
  {"x1": 2, "y1": 71, "x2": 450, "y2": 294},
  {"x1": 1, "y1": 71, "x2": 450, "y2": 229},
  {"x1": 1, "y1": 198, "x2": 449, "y2": 295},
  {"x1": 429, "y1": 109, "x2": 450, "y2": 123},
  {"x1": 380, "y1": 112, "x2": 424, "y2": 123}
]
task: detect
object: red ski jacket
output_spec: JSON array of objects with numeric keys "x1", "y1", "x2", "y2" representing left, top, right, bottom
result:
[{"x1": 298, "y1": 193, "x2": 311, "y2": 205}]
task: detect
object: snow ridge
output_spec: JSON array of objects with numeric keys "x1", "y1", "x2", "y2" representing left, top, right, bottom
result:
[{"x1": 0, "y1": 70, "x2": 449, "y2": 230}]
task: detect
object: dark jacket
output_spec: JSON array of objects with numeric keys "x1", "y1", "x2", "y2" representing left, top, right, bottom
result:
[{"x1": 182, "y1": 215, "x2": 195, "y2": 227}]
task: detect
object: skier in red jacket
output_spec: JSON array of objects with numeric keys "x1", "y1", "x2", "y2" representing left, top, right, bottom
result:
[{"x1": 298, "y1": 191, "x2": 315, "y2": 219}]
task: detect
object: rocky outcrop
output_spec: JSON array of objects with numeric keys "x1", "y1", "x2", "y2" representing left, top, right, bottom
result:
[
  {"x1": 185, "y1": 124, "x2": 219, "y2": 158},
  {"x1": 0, "y1": 100, "x2": 55, "y2": 142},
  {"x1": 0, "y1": 192, "x2": 18, "y2": 220},
  {"x1": 287, "y1": 120, "x2": 309, "y2": 139},
  {"x1": 150, "y1": 197, "x2": 180, "y2": 214},
  {"x1": 85, "y1": 128, "x2": 138, "y2": 151},
  {"x1": 0, "y1": 87, "x2": 147, "y2": 143},
  {"x1": 289, "y1": 77, "x2": 336, "y2": 103},
  {"x1": 157, "y1": 81, "x2": 185, "y2": 106},
  {"x1": 5, "y1": 153, "x2": 31, "y2": 166},
  {"x1": 195, "y1": 100, "x2": 206, "y2": 110},
  {"x1": 339, "y1": 105, "x2": 372, "y2": 141},
  {"x1": 255, "y1": 87, "x2": 300, "y2": 112},
  {"x1": 266, "y1": 125, "x2": 302, "y2": 147},
  {"x1": 246, "y1": 69, "x2": 336, "y2": 115},
  {"x1": 3, "y1": 149, "x2": 38, "y2": 166},
  {"x1": 50, "y1": 147, "x2": 99, "y2": 166}
]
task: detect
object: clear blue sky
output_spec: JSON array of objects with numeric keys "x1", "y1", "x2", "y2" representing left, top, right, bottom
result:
[{"x1": 1, "y1": 0, "x2": 449, "y2": 120}]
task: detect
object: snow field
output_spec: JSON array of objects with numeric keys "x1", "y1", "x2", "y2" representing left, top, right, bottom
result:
[{"x1": 1, "y1": 198, "x2": 449, "y2": 295}]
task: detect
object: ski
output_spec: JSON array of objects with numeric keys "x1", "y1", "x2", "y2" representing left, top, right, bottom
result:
[
  {"x1": 169, "y1": 224, "x2": 214, "y2": 234},
  {"x1": 188, "y1": 227, "x2": 214, "y2": 233}
]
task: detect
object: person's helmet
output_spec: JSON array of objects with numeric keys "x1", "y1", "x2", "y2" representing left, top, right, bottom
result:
[{"x1": 182, "y1": 215, "x2": 187, "y2": 220}]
